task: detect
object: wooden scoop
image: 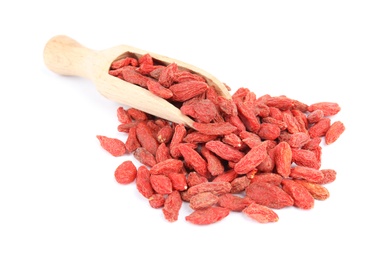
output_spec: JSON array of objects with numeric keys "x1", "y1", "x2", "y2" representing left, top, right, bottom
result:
[{"x1": 43, "y1": 35, "x2": 231, "y2": 128}]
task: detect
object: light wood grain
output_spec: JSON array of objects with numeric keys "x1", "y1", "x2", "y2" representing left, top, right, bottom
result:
[{"x1": 43, "y1": 35, "x2": 231, "y2": 128}]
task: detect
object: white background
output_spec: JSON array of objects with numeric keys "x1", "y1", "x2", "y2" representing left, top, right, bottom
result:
[{"x1": 1, "y1": 1, "x2": 388, "y2": 259}]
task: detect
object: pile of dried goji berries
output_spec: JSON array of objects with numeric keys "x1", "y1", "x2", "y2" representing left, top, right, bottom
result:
[{"x1": 96, "y1": 53, "x2": 345, "y2": 225}]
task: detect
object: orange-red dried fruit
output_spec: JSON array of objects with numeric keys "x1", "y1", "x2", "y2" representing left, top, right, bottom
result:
[
  {"x1": 281, "y1": 179, "x2": 315, "y2": 210},
  {"x1": 163, "y1": 190, "x2": 182, "y2": 222},
  {"x1": 205, "y1": 140, "x2": 245, "y2": 162},
  {"x1": 127, "y1": 108, "x2": 148, "y2": 121},
  {"x1": 181, "y1": 98, "x2": 218, "y2": 123},
  {"x1": 230, "y1": 176, "x2": 251, "y2": 193},
  {"x1": 169, "y1": 124, "x2": 187, "y2": 158},
  {"x1": 236, "y1": 100, "x2": 261, "y2": 133},
  {"x1": 186, "y1": 172, "x2": 208, "y2": 187},
  {"x1": 193, "y1": 122, "x2": 237, "y2": 136},
  {"x1": 294, "y1": 179, "x2": 330, "y2": 200},
  {"x1": 307, "y1": 102, "x2": 341, "y2": 116},
  {"x1": 149, "y1": 174, "x2": 173, "y2": 195},
  {"x1": 200, "y1": 147, "x2": 225, "y2": 176},
  {"x1": 234, "y1": 142, "x2": 267, "y2": 175},
  {"x1": 150, "y1": 159, "x2": 184, "y2": 175},
  {"x1": 156, "y1": 124, "x2": 174, "y2": 144},
  {"x1": 325, "y1": 121, "x2": 345, "y2": 145},
  {"x1": 133, "y1": 147, "x2": 157, "y2": 167},
  {"x1": 245, "y1": 182, "x2": 294, "y2": 209},
  {"x1": 114, "y1": 160, "x2": 137, "y2": 184},
  {"x1": 97, "y1": 135, "x2": 126, "y2": 157},
  {"x1": 148, "y1": 194, "x2": 165, "y2": 208},
  {"x1": 169, "y1": 81, "x2": 208, "y2": 102},
  {"x1": 185, "y1": 207, "x2": 230, "y2": 225},
  {"x1": 212, "y1": 169, "x2": 238, "y2": 183},
  {"x1": 167, "y1": 172, "x2": 188, "y2": 191},
  {"x1": 125, "y1": 126, "x2": 141, "y2": 153},
  {"x1": 290, "y1": 166, "x2": 324, "y2": 183},
  {"x1": 257, "y1": 123, "x2": 281, "y2": 140},
  {"x1": 287, "y1": 132, "x2": 311, "y2": 148},
  {"x1": 122, "y1": 66, "x2": 149, "y2": 87},
  {"x1": 183, "y1": 132, "x2": 218, "y2": 144},
  {"x1": 217, "y1": 194, "x2": 254, "y2": 211},
  {"x1": 117, "y1": 106, "x2": 131, "y2": 124},
  {"x1": 307, "y1": 109, "x2": 324, "y2": 124},
  {"x1": 178, "y1": 144, "x2": 208, "y2": 177},
  {"x1": 317, "y1": 169, "x2": 337, "y2": 184},
  {"x1": 158, "y1": 63, "x2": 177, "y2": 87},
  {"x1": 292, "y1": 148, "x2": 321, "y2": 169},
  {"x1": 242, "y1": 203, "x2": 279, "y2": 223},
  {"x1": 136, "y1": 166, "x2": 154, "y2": 198},
  {"x1": 308, "y1": 118, "x2": 331, "y2": 138},
  {"x1": 155, "y1": 143, "x2": 172, "y2": 163},
  {"x1": 146, "y1": 80, "x2": 173, "y2": 99},
  {"x1": 187, "y1": 181, "x2": 232, "y2": 196},
  {"x1": 111, "y1": 57, "x2": 138, "y2": 69},
  {"x1": 189, "y1": 192, "x2": 219, "y2": 210},
  {"x1": 273, "y1": 141, "x2": 292, "y2": 178},
  {"x1": 136, "y1": 122, "x2": 159, "y2": 156}
]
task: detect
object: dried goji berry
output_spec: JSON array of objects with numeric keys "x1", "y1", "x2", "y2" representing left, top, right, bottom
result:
[
  {"x1": 169, "y1": 81, "x2": 208, "y2": 102},
  {"x1": 245, "y1": 182, "x2": 294, "y2": 209},
  {"x1": 150, "y1": 158, "x2": 184, "y2": 175},
  {"x1": 136, "y1": 121, "x2": 159, "y2": 156},
  {"x1": 273, "y1": 141, "x2": 292, "y2": 178},
  {"x1": 187, "y1": 181, "x2": 232, "y2": 196},
  {"x1": 114, "y1": 160, "x2": 137, "y2": 184},
  {"x1": 133, "y1": 147, "x2": 157, "y2": 167},
  {"x1": 234, "y1": 142, "x2": 267, "y2": 175},
  {"x1": 189, "y1": 192, "x2": 219, "y2": 210},
  {"x1": 193, "y1": 122, "x2": 237, "y2": 136},
  {"x1": 281, "y1": 179, "x2": 315, "y2": 210},
  {"x1": 148, "y1": 194, "x2": 165, "y2": 209},
  {"x1": 162, "y1": 190, "x2": 182, "y2": 222},
  {"x1": 178, "y1": 144, "x2": 208, "y2": 177},
  {"x1": 307, "y1": 102, "x2": 341, "y2": 116},
  {"x1": 205, "y1": 140, "x2": 245, "y2": 162},
  {"x1": 97, "y1": 135, "x2": 126, "y2": 157},
  {"x1": 136, "y1": 166, "x2": 154, "y2": 198},
  {"x1": 290, "y1": 166, "x2": 324, "y2": 183},
  {"x1": 217, "y1": 193, "x2": 254, "y2": 211},
  {"x1": 149, "y1": 174, "x2": 173, "y2": 195},
  {"x1": 242, "y1": 203, "x2": 279, "y2": 223},
  {"x1": 325, "y1": 121, "x2": 345, "y2": 145},
  {"x1": 200, "y1": 147, "x2": 225, "y2": 176},
  {"x1": 294, "y1": 179, "x2": 330, "y2": 200},
  {"x1": 185, "y1": 207, "x2": 230, "y2": 225}
]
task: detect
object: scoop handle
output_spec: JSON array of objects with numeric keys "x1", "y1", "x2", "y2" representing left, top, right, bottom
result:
[{"x1": 43, "y1": 35, "x2": 98, "y2": 79}]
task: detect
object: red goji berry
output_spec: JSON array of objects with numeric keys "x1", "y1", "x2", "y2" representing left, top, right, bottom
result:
[
  {"x1": 114, "y1": 160, "x2": 137, "y2": 184},
  {"x1": 97, "y1": 135, "x2": 126, "y2": 157},
  {"x1": 242, "y1": 203, "x2": 279, "y2": 223},
  {"x1": 185, "y1": 207, "x2": 230, "y2": 225}
]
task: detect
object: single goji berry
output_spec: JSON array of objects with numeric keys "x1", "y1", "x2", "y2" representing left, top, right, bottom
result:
[
  {"x1": 281, "y1": 179, "x2": 315, "y2": 210},
  {"x1": 217, "y1": 193, "x2": 254, "y2": 211},
  {"x1": 97, "y1": 135, "x2": 126, "y2": 157},
  {"x1": 136, "y1": 166, "x2": 154, "y2": 198},
  {"x1": 114, "y1": 160, "x2": 137, "y2": 184},
  {"x1": 189, "y1": 192, "x2": 219, "y2": 210},
  {"x1": 242, "y1": 203, "x2": 279, "y2": 223},
  {"x1": 162, "y1": 190, "x2": 182, "y2": 222},
  {"x1": 325, "y1": 121, "x2": 345, "y2": 145},
  {"x1": 149, "y1": 174, "x2": 173, "y2": 195},
  {"x1": 185, "y1": 207, "x2": 230, "y2": 225},
  {"x1": 245, "y1": 182, "x2": 294, "y2": 209}
]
